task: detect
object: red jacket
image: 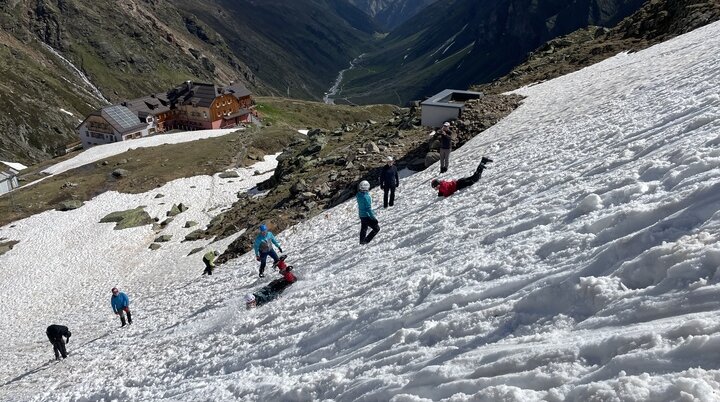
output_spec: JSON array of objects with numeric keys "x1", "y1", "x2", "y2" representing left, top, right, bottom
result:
[{"x1": 437, "y1": 180, "x2": 458, "y2": 197}]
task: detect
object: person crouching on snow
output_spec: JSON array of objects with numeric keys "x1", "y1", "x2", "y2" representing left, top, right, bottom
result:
[
  {"x1": 253, "y1": 224, "x2": 283, "y2": 278},
  {"x1": 431, "y1": 157, "x2": 493, "y2": 197},
  {"x1": 110, "y1": 287, "x2": 133, "y2": 327}
]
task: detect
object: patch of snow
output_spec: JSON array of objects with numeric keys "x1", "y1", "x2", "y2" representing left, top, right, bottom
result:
[{"x1": 1, "y1": 161, "x2": 28, "y2": 171}]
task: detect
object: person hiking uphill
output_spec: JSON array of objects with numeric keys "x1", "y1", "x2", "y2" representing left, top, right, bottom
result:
[
  {"x1": 46, "y1": 324, "x2": 71, "y2": 360},
  {"x1": 253, "y1": 224, "x2": 283, "y2": 278},
  {"x1": 438, "y1": 122, "x2": 454, "y2": 173},
  {"x1": 379, "y1": 155, "x2": 399, "y2": 208},
  {"x1": 431, "y1": 157, "x2": 493, "y2": 197},
  {"x1": 202, "y1": 250, "x2": 219, "y2": 275},
  {"x1": 110, "y1": 287, "x2": 133, "y2": 327},
  {"x1": 356, "y1": 180, "x2": 380, "y2": 245}
]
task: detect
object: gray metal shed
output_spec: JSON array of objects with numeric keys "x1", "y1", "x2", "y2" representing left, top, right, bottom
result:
[{"x1": 421, "y1": 89, "x2": 483, "y2": 128}]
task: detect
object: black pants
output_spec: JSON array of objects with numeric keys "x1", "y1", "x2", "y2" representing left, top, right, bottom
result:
[
  {"x1": 456, "y1": 163, "x2": 486, "y2": 191},
  {"x1": 118, "y1": 308, "x2": 133, "y2": 326},
  {"x1": 48, "y1": 337, "x2": 67, "y2": 360},
  {"x1": 202, "y1": 258, "x2": 213, "y2": 275},
  {"x1": 383, "y1": 187, "x2": 396, "y2": 208},
  {"x1": 360, "y1": 217, "x2": 380, "y2": 244}
]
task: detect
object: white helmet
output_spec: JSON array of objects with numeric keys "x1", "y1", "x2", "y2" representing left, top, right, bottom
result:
[
  {"x1": 358, "y1": 180, "x2": 370, "y2": 191},
  {"x1": 386, "y1": 155, "x2": 394, "y2": 163},
  {"x1": 244, "y1": 293, "x2": 256, "y2": 303}
]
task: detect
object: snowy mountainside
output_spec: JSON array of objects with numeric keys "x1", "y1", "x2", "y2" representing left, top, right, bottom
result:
[{"x1": 3, "y1": 21, "x2": 720, "y2": 401}]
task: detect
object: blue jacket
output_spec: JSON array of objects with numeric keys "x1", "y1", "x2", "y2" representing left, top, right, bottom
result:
[
  {"x1": 356, "y1": 191, "x2": 376, "y2": 219},
  {"x1": 111, "y1": 292, "x2": 130, "y2": 313},
  {"x1": 254, "y1": 231, "x2": 281, "y2": 256}
]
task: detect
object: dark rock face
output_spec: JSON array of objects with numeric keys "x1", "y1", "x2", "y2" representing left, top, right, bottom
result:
[
  {"x1": 478, "y1": 0, "x2": 720, "y2": 94},
  {"x1": 338, "y1": 0, "x2": 646, "y2": 105}
]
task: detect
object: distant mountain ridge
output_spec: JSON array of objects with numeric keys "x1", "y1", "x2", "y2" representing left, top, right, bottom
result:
[
  {"x1": 336, "y1": 0, "x2": 646, "y2": 105},
  {"x1": 347, "y1": 0, "x2": 437, "y2": 30}
]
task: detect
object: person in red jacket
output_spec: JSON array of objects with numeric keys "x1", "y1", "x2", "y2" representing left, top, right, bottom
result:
[{"x1": 431, "y1": 157, "x2": 493, "y2": 197}]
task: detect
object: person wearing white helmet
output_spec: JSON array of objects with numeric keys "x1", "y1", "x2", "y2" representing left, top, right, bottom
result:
[
  {"x1": 244, "y1": 293, "x2": 257, "y2": 309},
  {"x1": 379, "y1": 155, "x2": 399, "y2": 208},
  {"x1": 356, "y1": 180, "x2": 380, "y2": 245}
]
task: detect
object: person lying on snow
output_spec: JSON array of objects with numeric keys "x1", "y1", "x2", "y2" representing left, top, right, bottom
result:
[
  {"x1": 431, "y1": 157, "x2": 493, "y2": 197},
  {"x1": 245, "y1": 257, "x2": 296, "y2": 309}
]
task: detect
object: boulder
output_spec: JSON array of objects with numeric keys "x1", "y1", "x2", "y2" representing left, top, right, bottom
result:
[
  {"x1": 154, "y1": 194, "x2": 165, "y2": 198},
  {"x1": 364, "y1": 142, "x2": 380, "y2": 153},
  {"x1": 149, "y1": 243, "x2": 162, "y2": 250},
  {"x1": 184, "y1": 229, "x2": 205, "y2": 241},
  {"x1": 56, "y1": 200, "x2": 84, "y2": 211},
  {"x1": 167, "y1": 204, "x2": 181, "y2": 217},
  {"x1": 111, "y1": 169, "x2": 129, "y2": 178},
  {"x1": 160, "y1": 218, "x2": 174, "y2": 227},
  {"x1": 187, "y1": 247, "x2": 204, "y2": 256},
  {"x1": 154, "y1": 234, "x2": 172, "y2": 242},
  {"x1": 185, "y1": 221, "x2": 198, "y2": 228},
  {"x1": 0, "y1": 240, "x2": 19, "y2": 256},
  {"x1": 100, "y1": 207, "x2": 153, "y2": 230},
  {"x1": 219, "y1": 171, "x2": 240, "y2": 178}
]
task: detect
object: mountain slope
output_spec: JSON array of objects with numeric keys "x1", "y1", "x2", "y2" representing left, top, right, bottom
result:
[
  {"x1": 476, "y1": 0, "x2": 720, "y2": 94},
  {"x1": 2, "y1": 19, "x2": 720, "y2": 400},
  {"x1": 0, "y1": 0, "x2": 376, "y2": 164},
  {"x1": 337, "y1": 0, "x2": 645, "y2": 105}
]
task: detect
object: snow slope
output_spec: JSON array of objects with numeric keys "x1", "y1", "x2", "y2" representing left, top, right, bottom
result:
[{"x1": 3, "y1": 21, "x2": 720, "y2": 401}]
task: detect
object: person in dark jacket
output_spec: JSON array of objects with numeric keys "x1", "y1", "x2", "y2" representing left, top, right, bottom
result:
[
  {"x1": 379, "y1": 156, "x2": 399, "y2": 208},
  {"x1": 46, "y1": 324, "x2": 71, "y2": 360},
  {"x1": 431, "y1": 157, "x2": 493, "y2": 197},
  {"x1": 356, "y1": 180, "x2": 380, "y2": 244},
  {"x1": 110, "y1": 287, "x2": 132, "y2": 327},
  {"x1": 438, "y1": 122, "x2": 454, "y2": 173}
]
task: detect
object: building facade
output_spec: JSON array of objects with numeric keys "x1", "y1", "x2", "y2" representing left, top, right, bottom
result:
[{"x1": 78, "y1": 81, "x2": 253, "y2": 149}]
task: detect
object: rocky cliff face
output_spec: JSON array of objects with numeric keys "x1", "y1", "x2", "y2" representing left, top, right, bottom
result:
[
  {"x1": 477, "y1": 0, "x2": 720, "y2": 94},
  {"x1": 347, "y1": 0, "x2": 437, "y2": 30},
  {"x1": 335, "y1": 0, "x2": 646, "y2": 105}
]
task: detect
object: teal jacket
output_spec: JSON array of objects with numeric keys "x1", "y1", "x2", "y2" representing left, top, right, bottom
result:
[
  {"x1": 356, "y1": 191, "x2": 376, "y2": 219},
  {"x1": 253, "y1": 232, "x2": 281, "y2": 256}
]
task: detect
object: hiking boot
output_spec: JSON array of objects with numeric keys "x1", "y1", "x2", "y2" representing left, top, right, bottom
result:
[
  {"x1": 259, "y1": 273, "x2": 265, "y2": 278},
  {"x1": 481, "y1": 156, "x2": 493, "y2": 164}
]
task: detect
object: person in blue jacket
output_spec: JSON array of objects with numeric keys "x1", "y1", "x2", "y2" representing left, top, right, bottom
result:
[
  {"x1": 356, "y1": 180, "x2": 380, "y2": 245},
  {"x1": 110, "y1": 287, "x2": 132, "y2": 327},
  {"x1": 253, "y1": 224, "x2": 283, "y2": 278}
]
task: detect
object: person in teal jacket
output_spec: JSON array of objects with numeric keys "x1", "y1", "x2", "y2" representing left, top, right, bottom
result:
[
  {"x1": 356, "y1": 180, "x2": 380, "y2": 245},
  {"x1": 253, "y1": 224, "x2": 283, "y2": 277}
]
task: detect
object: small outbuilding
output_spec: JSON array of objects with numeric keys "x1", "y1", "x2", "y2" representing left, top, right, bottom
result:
[
  {"x1": 421, "y1": 89, "x2": 483, "y2": 128},
  {"x1": 0, "y1": 161, "x2": 24, "y2": 195}
]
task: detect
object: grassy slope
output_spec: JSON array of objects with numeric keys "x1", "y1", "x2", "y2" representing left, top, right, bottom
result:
[{"x1": 0, "y1": 98, "x2": 398, "y2": 226}]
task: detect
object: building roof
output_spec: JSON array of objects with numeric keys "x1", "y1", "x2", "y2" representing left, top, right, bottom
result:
[
  {"x1": 101, "y1": 105, "x2": 147, "y2": 134},
  {"x1": 122, "y1": 93, "x2": 171, "y2": 116},
  {"x1": 0, "y1": 170, "x2": 16, "y2": 180},
  {"x1": 0, "y1": 161, "x2": 27, "y2": 171},
  {"x1": 421, "y1": 89, "x2": 483, "y2": 109},
  {"x1": 224, "y1": 83, "x2": 251, "y2": 98},
  {"x1": 167, "y1": 81, "x2": 218, "y2": 108},
  {"x1": 222, "y1": 108, "x2": 251, "y2": 120}
]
